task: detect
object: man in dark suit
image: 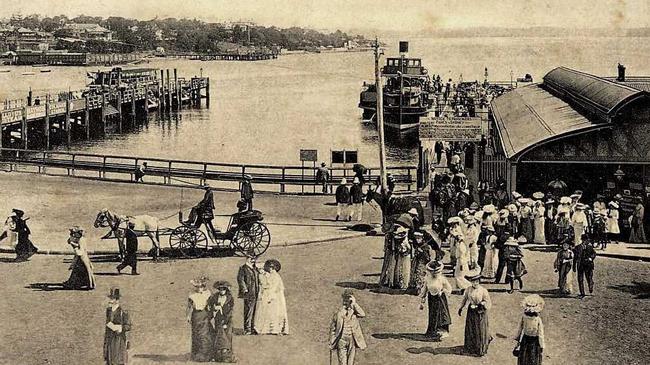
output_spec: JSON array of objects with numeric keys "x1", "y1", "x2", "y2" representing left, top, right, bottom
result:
[
  {"x1": 329, "y1": 290, "x2": 366, "y2": 365},
  {"x1": 237, "y1": 255, "x2": 259, "y2": 335},
  {"x1": 185, "y1": 184, "x2": 217, "y2": 233},
  {"x1": 573, "y1": 234, "x2": 597, "y2": 298},
  {"x1": 241, "y1": 175, "x2": 254, "y2": 211},
  {"x1": 117, "y1": 222, "x2": 139, "y2": 275}
]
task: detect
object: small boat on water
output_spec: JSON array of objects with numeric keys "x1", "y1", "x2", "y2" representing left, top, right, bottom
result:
[
  {"x1": 0, "y1": 69, "x2": 10, "y2": 73},
  {"x1": 22, "y1": 71, "x2": 35, "y2": 76},
  {"x1": 40, "y1": 69, "x2": 52, "y2": 73}
]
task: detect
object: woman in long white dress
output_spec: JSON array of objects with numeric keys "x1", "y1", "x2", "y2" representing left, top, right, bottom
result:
[
  {"x1": 533, "y1": 200, "x2": 546, "y2": 244},
  {"x1": 481, "y1": 227, "x2": 499, "y2": 279},
  {"x1": 254, "y1": 259, "x2": 289, "y2": 335},
  {"x1": 607, "y1": 202, "x2": 620, "y2": 244}
]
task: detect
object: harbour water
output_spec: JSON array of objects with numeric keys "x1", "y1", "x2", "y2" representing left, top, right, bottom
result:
[{"x1": 2, "y1": 36, "x2": 650, "y2": 167}]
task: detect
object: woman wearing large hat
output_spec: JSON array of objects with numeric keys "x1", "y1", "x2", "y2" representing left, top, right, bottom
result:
[
  {"x1": 62, "y1": 226, "x2": 95, "y2": 290},
  {"x1": 554, "y1": 240, "x2": 574, "y2": 295},
  {"x1": 532, "y1": 199, "x2": 546, "y2": 244},
  {"x1": 629, "y1": 196, "x2": 646, "y2": 243},
  {"x1": 458, "y1": 273, "x2": 492, "y2": 356},
  {"x1": 514, "y1": 295, "x2": 546, "y2": 365},
  {"x1": 503, "y1": 237, "x2": 527, "y2": 294},
  {"x1": 186, "y1": 276, "x2": 214, "y2": 362},
  {"x1": 571, "y1": 203, "x2": 589, "y2": 246},
  {"x1": 606, "y1": 201, "x2": 620, "y2": 245},
  {"x1": 104, "y1": 287, "x2": 131, "y2": 365},
  {"x1": 209, "y1": 280, "x2": 236, "y2": 363},
  {"x1": 254, "y1": 259, "x2": 289, "y2": 335},
  {"x1": 419, "y1": 260, "x2": 453, "y2": 339}
]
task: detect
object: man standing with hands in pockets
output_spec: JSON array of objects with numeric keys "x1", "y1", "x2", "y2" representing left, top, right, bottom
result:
[
  {"x1": 237, "y1": 254, "x2": 259, "y2": 335},
  {"x1": 329, "y1": 290, "x2": 366, "y2": 365}
]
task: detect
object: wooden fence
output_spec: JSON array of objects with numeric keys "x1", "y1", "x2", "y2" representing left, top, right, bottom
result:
[{"x1": 0, "y1": 148, "x2": 418, "y2": 194}]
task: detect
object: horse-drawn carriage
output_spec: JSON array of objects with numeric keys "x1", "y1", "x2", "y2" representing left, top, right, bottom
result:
[{"x1": 95, "y1": 207, "x2": 271, "y2": 259}]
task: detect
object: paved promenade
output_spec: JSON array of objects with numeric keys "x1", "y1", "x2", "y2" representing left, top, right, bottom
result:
[{"x1": 1, "y1": 234, "x2": 649, "y2": 364}]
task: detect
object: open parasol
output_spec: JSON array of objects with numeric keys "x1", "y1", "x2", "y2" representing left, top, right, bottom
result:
[{"x1": 547, "y1": 179, "x2": 567, "y2": 197}]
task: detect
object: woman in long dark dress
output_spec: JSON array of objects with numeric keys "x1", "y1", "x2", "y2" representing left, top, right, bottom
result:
[
  {"x1": 209, "y1": 281, "x2": 236, "y2": 363},
  {"x1": 458, "y1": 274, "x2": 492, "y2": 356},
  {"x1": 186, "y1": 276, "x2": 214, "y2": 362},
  {"x1": 62, "y1": 226, "x2": 95, "y2": 290},
  {"x1": 515, "y1": 295, "x2": 546, "y2": 365},
  {"x1": 504, "y1": 237, "x2": 527, "y2": 294},
  {"x1": 419, "y1": 260, "x2": 452, "y2": 339},
  {"x1": 554, "y1": 241, "x2": 574, "y2": 295}
]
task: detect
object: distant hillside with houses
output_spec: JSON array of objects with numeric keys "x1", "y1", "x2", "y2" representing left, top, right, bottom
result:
[{"x1": 0, "y1": 14, "x2": 371, "y2": 55}]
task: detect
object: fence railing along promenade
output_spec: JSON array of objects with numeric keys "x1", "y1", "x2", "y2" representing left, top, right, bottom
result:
[{"x1": 0, "y1": 148, "x2": 418, "y2": 194}]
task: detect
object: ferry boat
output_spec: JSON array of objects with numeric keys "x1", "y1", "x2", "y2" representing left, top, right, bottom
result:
[{"x1": 359, "y1": 41, "x2": 434, "y2": 132}]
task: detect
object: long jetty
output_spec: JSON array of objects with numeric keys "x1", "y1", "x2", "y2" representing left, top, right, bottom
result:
[
  {"x1": 0, "y1": 148, "x2": 418, "y2": 194},
  {"x1": 0, "y1": 68, "x2": 210, "y2": 150},
  {"x1": 165, "y1": 52, "x2": 277, "y2": 61}
]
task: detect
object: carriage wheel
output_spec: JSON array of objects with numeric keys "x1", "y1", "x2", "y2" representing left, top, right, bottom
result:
[
  {"x1": 233, "y1": 222, "x2": 271, "y2": 257},
  {"x1": 169, "y1": 227, "x2": 208, "y2": 258}
]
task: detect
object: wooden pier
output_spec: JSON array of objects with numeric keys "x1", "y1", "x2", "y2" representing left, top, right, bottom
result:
[
  {"x1": 0, "y1": 148, "x2": 418, "y2": 194},
  {"x1": 165, "y1": 52, "x2": 278, "y2": 61},
  {"x1": 0, "y1": 68, "x2": 210, "y2": 150}
]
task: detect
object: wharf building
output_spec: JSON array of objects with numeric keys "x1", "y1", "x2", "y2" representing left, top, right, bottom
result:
[{"x1": 484, "y1": 65, "x2": 650, "y2": 203}]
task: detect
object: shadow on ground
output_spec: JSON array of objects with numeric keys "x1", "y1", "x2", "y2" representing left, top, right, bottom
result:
[
  {"x1": 609, "y1": 281, "x2": 650, "y2": 299},
  {"x1": 372, "y1": 333, "x2": 439, "y2": 343},
  {"x1": 133, "y1": 353, "x2": 191, "y2": 362},
  {"x1": 405, "y1": 345, "x2": 466, "y2": 356},
  {"x1": 26, "y1": 283, "x2": 79, "y2": 291},
  {"x1": 335, "y1": 281, "x2": 414, "y2": 295}
]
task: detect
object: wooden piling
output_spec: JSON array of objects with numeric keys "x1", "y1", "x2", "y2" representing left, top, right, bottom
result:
[
  {"x1": 131, "y1": 85, "x2": 136, "y2": 124},
  {"x1": 117, "y1": 91, "x2": 123, "y2": 133},
  {"x1": 174, "y1": 69, "x2": 179, "y2": 110},
  {"x1": 65, "y1": 98, "x2": 71, "y2": 147},
  {"x1": 159, "y1": 69, "x2": 165, "y2": 111},
  {"x1": 84, "y1": 95, "x2": 90, "y2": 140},
  {"x1": 206, "y1": 77, "x2": 210, "y2": 108},
  {"x1": 101, "y1": 92, "x2": 107, "y2": 136},
  {"x1": 44, "y1": 95, "x2": 50, "y2": 149},
  {"x1": 21, "y1": 107, "x2": 27, "y2": 149},
  {"x1": 166, "y1": 69, "x2": 172, "y2": 111}
]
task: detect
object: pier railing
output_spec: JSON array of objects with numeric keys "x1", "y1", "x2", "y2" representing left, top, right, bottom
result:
[{"x1": 0, "y1": 148, "x2": 418, "y2": 194}]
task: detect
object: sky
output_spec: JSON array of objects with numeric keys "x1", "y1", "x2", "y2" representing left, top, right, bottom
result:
[{"x1": 1, "y1": 0, "x2": 649, "y2": 32}]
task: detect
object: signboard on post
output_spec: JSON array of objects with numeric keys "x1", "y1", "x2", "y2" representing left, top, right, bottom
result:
[
  {"x1": 419, "y1": 116, "x2": 483, "y2": 142},
  {"x1": 300, "y1": 149, "x2": 318, "y2": 162}
]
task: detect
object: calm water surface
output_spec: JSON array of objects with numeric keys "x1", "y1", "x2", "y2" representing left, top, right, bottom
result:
[{"x1": 1, "y1": 36, "x2": 649, "y2": 167}]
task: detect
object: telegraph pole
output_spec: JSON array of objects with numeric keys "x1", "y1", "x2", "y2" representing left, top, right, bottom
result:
[{"x1": 373, "y1": 38, "x2": 388, "y2": 194}]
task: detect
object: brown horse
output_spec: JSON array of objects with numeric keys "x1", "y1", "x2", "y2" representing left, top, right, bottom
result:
[{"x1": 365, "y1": 184, "x2": 425, "y2": 225}]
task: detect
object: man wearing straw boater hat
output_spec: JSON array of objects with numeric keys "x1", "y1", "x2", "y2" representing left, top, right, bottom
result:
[
  {"x1": 329, "y1": 289, "x2": 366, "y2": 365},
  {"x1": 104, "y1": 287, "x2": 131, "y2": 365}
]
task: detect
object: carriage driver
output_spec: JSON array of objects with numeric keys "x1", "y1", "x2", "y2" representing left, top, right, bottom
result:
[{"x1": 185, "y1": 183, "x2": 219, "y2": 234}]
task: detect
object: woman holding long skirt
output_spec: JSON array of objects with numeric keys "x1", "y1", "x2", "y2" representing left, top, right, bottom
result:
[
  {"x1": 419, "y1": 260, "x2": 452, "y2": 339},
  {"x1": 515, "y1": 295, "x2": 546, "y2": 365},
  {"x1": 379, "y1": 229, "x2": 397, "y2": 287},
  {"x1": 554, "y1": 241, "x2": 574, "y2": 295},
  {"x1": 409, "y1": 232, "x2": 432, "y2": 292},
  {"x1": 391, "y1": 226, "x2": 412, "y2": 289},
  {"x1": 254, "y1": 259, "x2": 290, "y2": 335},
  {"x1": 481, "y1": 227, "x2": 498, "y2": 279},
  {"x1": 62, "y1": 227, "x2": 95, "y2": 290},
  {"x1": 458, "y1": 274, "x2": 492, "y2": 356},
  {"x1": 209, "y1": 281, "x2": 236, "y2": 363},
  {"x1": 186, "y1": 277, "x2": 214, "y2": 362}
]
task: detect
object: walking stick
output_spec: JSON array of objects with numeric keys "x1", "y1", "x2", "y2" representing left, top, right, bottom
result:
[{"x1": 329, "y1": 347, "x2": 333, "y2": 365}]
